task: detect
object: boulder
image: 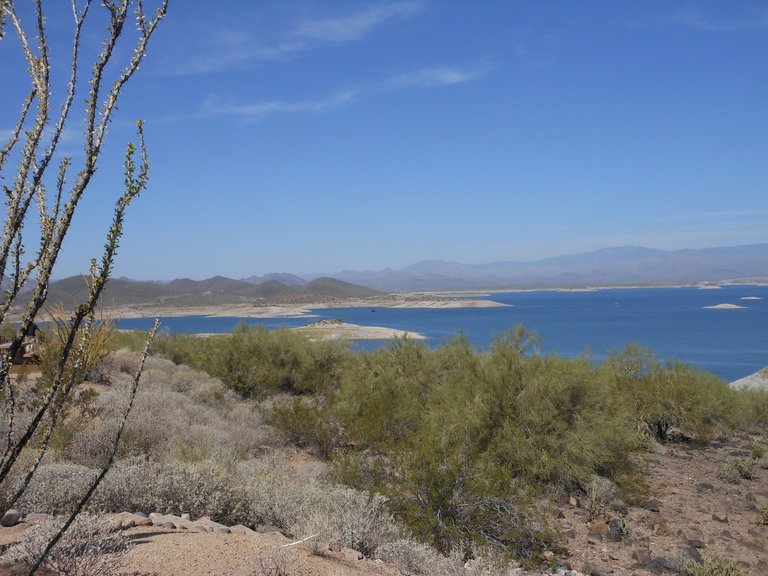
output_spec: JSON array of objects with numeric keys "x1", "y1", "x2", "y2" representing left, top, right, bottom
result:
[{"x1": 1, "y1": 509, "x2": 21, "y2": 527}]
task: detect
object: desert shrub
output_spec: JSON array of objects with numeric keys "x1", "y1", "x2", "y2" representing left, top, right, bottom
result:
[
  {"x1": 1, "y1": 514, "x2": 130, "y2": 576},
  {"x1": 12, "y1": 463, "x2": 98, "y2": 515},
  {"x1": 717, "y1": 457, "x2": 758, "y2": 484},
  {"x1": 110, "y1": 330, "x2": 153, "y2": 353},
  {"x1": 374, "y1": 539, "x2": 466, "y2": 576},
  {"x1": 95, "y1": 461, "x2": 248, "y2": 523},
  {"x1": 757, "y1": 504, "x2": 768, "y2": 526},
  {"x1": 244, "y1": 468, "x2": 398, "y2": 556},
  {"x1": 683, "y1": 554, "x2": 746, "y2": 576},
  {"x1": 253, "y1": 549, "x2": 300, "y2": 576},
  {"x1": 731, "y1": 388, "x2": 768, "y2": 432},
  {"x1": 584, "y1": 476, "x2": 619, "y2": 521},
  {"x1": 607, "y1": 347, "x2": 736, "y2": 441},
  {"x1": 267, "y1": 395, "x2": 341, "y2": 458},
  {"x1": 154, "y1": 324, "x2": 351, "y2": 398}
]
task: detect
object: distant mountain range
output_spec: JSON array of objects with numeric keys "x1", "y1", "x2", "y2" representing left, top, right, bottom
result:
[
  {"x1": 319, "y1": 243, "x2": 768, "y2": 291},
  {"x1": 36, "y1": 243, "x2": 768, "y2": 307},
  {"x1": 40, "y1": 275, "x2": 380, "y2": 308}
]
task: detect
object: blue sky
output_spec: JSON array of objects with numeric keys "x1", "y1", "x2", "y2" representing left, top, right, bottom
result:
[{"x1": 1, "y1": 1, "x2": 767, "y2": 280}]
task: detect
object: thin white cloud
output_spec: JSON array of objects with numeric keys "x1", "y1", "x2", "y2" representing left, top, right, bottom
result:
[
  {"x1": 293, "y1": 1, "x2": 425, "y2": 43},
  {"x1": 164, "y1": 2, "x2": 426, "y2": 76},
  {"x1": 207, "y1": 89, "x2": 361, "y2": 122},
  {"x1": 202, "y1": 64, "x2": 488, "y2": 122},
  {"x1": 657, "y1": 5, "x2": 768, "y2": 32},
  {"x1": 383, "y1": 64, "x2": 491, "y2": 89}
]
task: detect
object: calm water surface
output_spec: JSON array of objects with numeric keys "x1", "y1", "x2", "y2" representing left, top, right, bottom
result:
[{"x1": 116, "y1": 286, "x2": 768, "y2": 382}]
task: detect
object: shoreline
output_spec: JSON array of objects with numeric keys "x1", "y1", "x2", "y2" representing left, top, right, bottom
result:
[
  {"x1": 292, "y1": 319, "x2": 425, "y2": 341},
  {"x1": 84, "y1": 297, "x2": 510, "y2": 320}
]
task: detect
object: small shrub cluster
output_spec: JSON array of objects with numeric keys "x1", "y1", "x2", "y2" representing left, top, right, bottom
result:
[
  {"x1": 718, "y1": 457, "x2": 758, "y2": 484},
  {"x1": 1, "y1": 514, "x2": 130, "y2": 576},
  {"x1": 153, "y1": 324, "x2": 352, "y2": 398},
  {"x1": 244, "y1": 467, "x2": 399, "y2": 556},
  {"x1": 756, "y1": 504, "x2": 768, "y2": 526},
  {"x1": 682, "y1": 553, "x2": 746, "y2": 576},
  {"x1": 374, "y1": 539, "x2": 467, "y2": 576}
]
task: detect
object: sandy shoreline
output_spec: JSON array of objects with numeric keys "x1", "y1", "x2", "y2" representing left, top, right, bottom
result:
[
  {"x1": 293, "y1": 319, "x2": 425, "y2": 341},
  {"x1": 96, "y1": 297, "x2": 509, "y2": 320}
]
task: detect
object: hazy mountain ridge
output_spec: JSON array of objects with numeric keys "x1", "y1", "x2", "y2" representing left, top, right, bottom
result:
[
  {"x1": 38, "y1": 243, "x2": 768, "y2": 305},
  {"x1": 40, "y1": 275, "x2": 380, "y2": 308},
  {"x1": 323, "y1": 244, "x2": 768, "y2": 291}
]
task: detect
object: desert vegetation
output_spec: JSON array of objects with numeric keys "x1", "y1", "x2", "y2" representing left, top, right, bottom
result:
[{"x1": 7, "y1": 323, "x2": 762, "y2": 572}]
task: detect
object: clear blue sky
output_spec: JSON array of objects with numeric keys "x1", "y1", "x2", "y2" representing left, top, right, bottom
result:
[{"x1": 2, "y1": 1, "x2": 767, "y2": 280}]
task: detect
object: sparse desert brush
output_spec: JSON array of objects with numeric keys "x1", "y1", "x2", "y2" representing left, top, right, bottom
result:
[
  {"x1": 757, "y1": 504, "x2": 768, "y2": 526},
  {"x1": 374, "y1": 539, "x2": 467, "y2": 576},
  {"x1": 153, "y1": 325, "x2": 352, "y2": 398},
  {"x1": 683, "y1": 553, "x2": 746, "y2": 576},
  {"x1": 1, "y1": 514, "x2": 130, "y2": 576},
  {"x1": 243, "y1": 468, "x2": 398, "y2": 556},
  {"x1": 718, "y1": 457, "x2": 758, "y2": 484},
  {"x1": 11, "y1": 463, "x2": 98, "y2": 516}
]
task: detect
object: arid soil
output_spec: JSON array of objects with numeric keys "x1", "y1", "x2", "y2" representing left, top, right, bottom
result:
[{"x1": 554, "y1": 434, "x2": 768, "y2": 575}]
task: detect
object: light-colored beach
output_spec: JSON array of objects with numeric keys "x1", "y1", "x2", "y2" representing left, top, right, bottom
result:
[
  {"x1": 95, "y1": 296, "x2": 508, "y2": 320},
  {"x1": 702, "y1": 303, "x2": 748, "y2": 309},
  {"x1": 292, "y1": 319, "x2": 425, "y2": 341}
]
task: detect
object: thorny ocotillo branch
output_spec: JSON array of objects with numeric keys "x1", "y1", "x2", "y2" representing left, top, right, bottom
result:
[{"x1": 0, "y1": 0, "x2": 168, "y2": 566}]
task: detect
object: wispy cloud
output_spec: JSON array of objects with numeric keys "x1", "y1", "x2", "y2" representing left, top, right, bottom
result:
[
  {"x1": 383, "y1": 64, "x2": 491, "y2": 89},
  {"x1": 292, "y1": 1, "x2": 425, "y2": 43},
  {"x1": 206, "y1": 89, "x2": 361, "y2": 122},
  {"x1": 201, "y1": 64, "x2": 489, "y2": 122},
  {"x1": 654, "y1": 5, "x2": 768, "y2": 32},
  {"x1": 164, "y1": 2, "x2": 426, "y2": 76}
]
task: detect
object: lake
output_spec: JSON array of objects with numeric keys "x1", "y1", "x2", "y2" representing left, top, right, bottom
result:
[{"x1": 115, "y1": 285, "x2": 768, "y2": 382}]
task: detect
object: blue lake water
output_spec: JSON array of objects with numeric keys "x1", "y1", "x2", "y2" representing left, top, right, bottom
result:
[{"x1": 115, "y1": 285, "x2": 768, "y2": 382}]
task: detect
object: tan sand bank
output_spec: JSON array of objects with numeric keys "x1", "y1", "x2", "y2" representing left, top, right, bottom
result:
[
  {"x1": 293, "y1": 319, "x2": 425, "y2": 341},
  {"x1": 702, "y1": 303, "x2": 748, "y2": 309},
  {"x1": 740, "y1": 296, "x2": 763, "y2": 300}
]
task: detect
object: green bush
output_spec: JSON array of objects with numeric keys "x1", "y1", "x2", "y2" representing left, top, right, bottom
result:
[
  {"x1": 718, "y1": 457, "x2": 758, "y2": 484},
  {"x1": 683, "y1": 554, "x2": 746, "y2": 576},
  {"x1": 607, "y1": 347, "x2": 735, "y2": 441},
  {"x1": 154, "y1": 324, "x2": 351, "y2": 398}
]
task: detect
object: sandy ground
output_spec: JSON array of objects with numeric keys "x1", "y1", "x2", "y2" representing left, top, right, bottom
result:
[{"x1": 703, "y1": 303, "x2": 749, "y2": 309}]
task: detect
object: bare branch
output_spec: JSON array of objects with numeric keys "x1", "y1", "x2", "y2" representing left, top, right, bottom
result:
[{"x1": 28, "y1": 319, "x2": 160, "y2": 575}]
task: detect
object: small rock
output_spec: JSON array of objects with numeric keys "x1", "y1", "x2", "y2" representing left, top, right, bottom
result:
[
  {"x1": 712, "y1": 513, "x2": 729, "y2": 523},
  {"x1": 688, "y1": 538, "x2": 706, "y2": 549},
  {"x1": 696, "y1": 482, "x2": 715, "y2": 492},
  {"x1": 543, "y1": 550, "x2": 555, "y2": 561},
  {"x1": 1, "y1": 509, "x2": 21, "y2": 527},
  {"x1": 631, "y1": 548, "x2": 652, "y2": 565},
  {"x1": 652, "y1": 521, "x2": 669, "y2": 536},
  {"x1": 642, "y1": 499, "x2": 660, "y2": 513},
  {"x1": 161, "y1": 522, "x2": 176, "y2": 529},
  {"x1": 214, "y1": 526, "x2": 231, "y2": 534},
  {"x1": 133, "y1": 511, "x2": 148, "y2": 518},
  {"x1": 569, "y1": 496, "x2": 581, "y2": 507},
  {"x1": 181, "y1": 513, "x2": 190, "y2": 521},
  {"x1": 342, "y1": 547, "x2": 364, "y2": 561},
  {"x1": 230, "y1": 524, "x2": 256, "y2": 535}
]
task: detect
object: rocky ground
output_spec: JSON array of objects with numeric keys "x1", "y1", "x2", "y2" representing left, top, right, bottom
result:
[
  {"x1": 553, "y1": 434, "x2": 768, "y2": 575},
  {"x1": 1, "y1": 435, "x2": 766, "y2": 575}
]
